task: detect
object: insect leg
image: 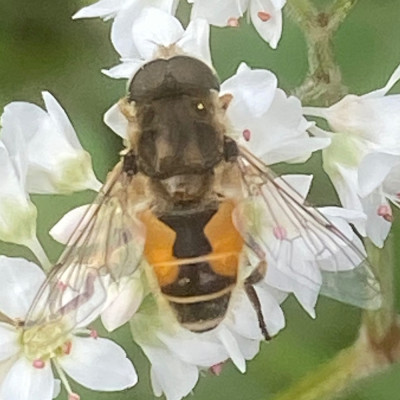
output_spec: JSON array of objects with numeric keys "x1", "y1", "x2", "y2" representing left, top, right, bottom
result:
[
  {"x1": 122, "y1": 150, "x2": 138, "y2": 176},
  {"x1": 244, "y1": 261, "x2": 271, "y2": 341}
]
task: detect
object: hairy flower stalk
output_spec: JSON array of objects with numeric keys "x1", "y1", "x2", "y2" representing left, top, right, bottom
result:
[{"x1": 286, "y1": 0, "x2": 359, "y2": 105}]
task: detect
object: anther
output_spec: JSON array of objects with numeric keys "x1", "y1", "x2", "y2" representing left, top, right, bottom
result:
[
  {"x1": 69, "y1": 394, "x2": 80, "y2": 400},
  {"x1": 63, "y1": 341, "x2": 72, "y2": 355},
  {"x1": 33, "y1": 359, "x2": 45, "y2": 369},
  {"x1": 377, "y1": 205, "x2": 393, "y2": 222},
  {"x1": 273, "y1": 226, "x2": 287, "y2": 240},
  {"x1": 257, "y1": 11, "x2": 271, "y2": 22},
  {"x1": 227, "y1": 17, "x2": 239, "y2": 27},
  {"x1": 210, "y1": 362, "x2": 224, "y2": 376},
  {"x1": 243, "y1": 129, "x2": 251, "y2": 141},
  {"x1": 90, "y1": 329, "x2": 98, "y2": 339}
]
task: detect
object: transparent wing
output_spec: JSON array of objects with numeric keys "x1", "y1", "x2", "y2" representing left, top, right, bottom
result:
[
  {"x1": 24, "y1": 161, "x2": 147, "y2": 338},
  {"x1": 235, "y1": 145, "x2": 381, "y2": 310}
]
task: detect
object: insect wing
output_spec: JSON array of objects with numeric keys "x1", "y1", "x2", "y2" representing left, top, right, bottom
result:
[
  {"x1": 235, "y1": 146, "x2": 381, "y2": 310},
  {"x1": 24, "y1": 162, "x2": 146, "y2": 336}
]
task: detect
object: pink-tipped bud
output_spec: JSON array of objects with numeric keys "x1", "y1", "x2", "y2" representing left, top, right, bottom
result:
[
  {"x1": 377, "y1": 205, "x2": 393, "y2": 222},
  {"x1": 210, "y1": 362, "x2": 224, "y2": 376},
  {"x1": 227, "y1": 17, "x2": 239, "y2": 27},
  {"x1": 33, "y1": 359, "x2": 45, "y2": 369},
  {"x1": 243, "y1": 129, "x2": 251, "y2": 141},
  {"x1": 257, "y1": 11, "x2": 271, "y2": 22},
  {"x1": 273, "y1": 226, "x2": 287, "y2": 240},
  {"x1": 90, "y1": 329, "x2": 98, "y2": 339}
]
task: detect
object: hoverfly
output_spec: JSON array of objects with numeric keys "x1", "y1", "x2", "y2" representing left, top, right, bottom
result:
[{"x1": 22, "y1": 54, "x2": 381, "y2": 349}]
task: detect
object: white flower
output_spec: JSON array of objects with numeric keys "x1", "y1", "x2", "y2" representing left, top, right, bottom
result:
[
  {"x1": 130, "y1": 286, "x2": 285, "y2": 400},
  {"x1": 304, "y1": 64, "x2": 400, "y2": 247},
  {"x1": 190, "y1": 0, "x2": 286, "y2": 48},
  {"x1": 238, "y1": 174, "x2": 371, "y2": 317},
  {"x1": 0, "y1": 256, "x2": 137, "y2": 400},
  {"x1": 73, "y1": 0, "x2": 179, "y2": 22},
  {"x1": 1, "y1": 91, "x2": 101, "y2": 195},
  {"x1": 222, "y1": 63, "x2": 330, "y2": 165},
  {"x1": 103, "y1": 7, "x2": 212, "y2": 79},
  {"x1": 0, "y1": 140, "x2": 40, "y2": 258},
  {"x1": 49, "y1": 203, "x2": 147, "y2": 332}
]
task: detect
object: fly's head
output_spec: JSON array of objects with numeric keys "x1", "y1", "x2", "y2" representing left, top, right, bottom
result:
[{"x1": 121, "y1": 56, "x2": 234, "y2": 181}]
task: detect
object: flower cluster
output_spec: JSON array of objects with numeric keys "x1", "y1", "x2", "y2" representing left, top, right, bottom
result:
[
  {"x1": 73, "y1": 0, "x2": 286, "y2": 51},
  {"x1": 304, "y1": 65, "x2": 400, "y2": 247},
  {"x1": 0, "y1": 1, "x2": 398, "y2": 400},
  {"x1": 0, "y1": 92, "x2": 100, "y2": 267}
]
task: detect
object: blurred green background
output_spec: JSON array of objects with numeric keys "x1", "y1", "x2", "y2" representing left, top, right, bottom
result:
[{"x1": 0, "y1": 0, "x2": 400, "y2": 399}]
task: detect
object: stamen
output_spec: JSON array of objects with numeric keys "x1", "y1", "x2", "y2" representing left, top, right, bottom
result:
[
  {"x1": 377, "y1": 205, "x2": 393, "y2": 222},
  {"x1": 227, "y1": 17, "x2": 239, "y2": 27},
  {"x1": 210, "y1": 362, "x2": 224, "y2": 376},
  {"x1": 33, "y1": 359, "x2": 45, "y2": 369},
  {"x1": 90, "y1": 329, "x2": 98, "y2": 339},
  {"x1": 273, "y1": 226, "x2": 287, "y2": 240},
  {"x1": 63, "y1": 341, "x2": 72, "y2": 355},
  {"x1": 53, "y1": 358, "x2": 77, "y2": 399},
  {"x1": 243, "y1": 129, "x2": 251, "y2": 141},
  {"x1": 257, "y1": 11, "x2": 271, "y2": 22}
]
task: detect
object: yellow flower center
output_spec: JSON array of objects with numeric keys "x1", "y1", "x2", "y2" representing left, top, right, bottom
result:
[{"x1": 21, "y1": 320, "x2": 70, "y2": 362}]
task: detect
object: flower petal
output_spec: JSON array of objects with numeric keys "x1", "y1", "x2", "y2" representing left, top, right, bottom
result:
[
  {"x1": 0, "y1": 143, "x2": 38, "y2": 247},
  {"x1": 23, "y1": 92, "x2": 101, "y2": 194},
  {"x1": 364, "y1": 63, "x2": 400, "y2": 98},
  {"x1": 0, "y1": 257, "x2": 45, "y2": 319},
  {"x1": 1, "y1": 357, "x2": 54, "y2": 400},
  {"x1": 103, "y1": 102, "x2": 129, "y2": 138},
  {"x1": 266, "y1": 265, "x2": 319, "y2": 317},
  {"x1": 131, "y1": 8, "x2": 184, "y2": 60},
  {"x1": 60, "y1": 337, "x2": 137, "y2": 391},
  {"x1": 144, "y1": 346, "x2": 198, "y2": 400},
  {"x1": 101, "y1": 276, "x2": 144, "y2": 332},
  {"x1": 73, "y1": 0, "x2": 128, "y2": 20},
  {"x1": 358, "y1": 152, "x2": 400, "y2": 197},
  {"x1": 0, "y1": 323, "x2": 19, "y2": 361},
  {"x1": 176, "y1": 18, "x2": 212, "y2": 65},
  {"x1": 249, "y1": 0, "x2": 284, "y2": 48},
  {"x1": 102, "y1": 59, "x2": 143, "y2": 80},
  {"x1": 361, "y1": 193, "x2": 392, "y2": 248},
  {"x1": 157, "y1": 329, "x2": 227, "y2": 367},
  {"x1": 49, "y1": 204, "x2": 92, "y2": 244},
  {"x1": 42, "y1": 91, "x2": 82, "y2": 150},
  {"x1": 222, "y1": 63, "x2": 277, "y2": 128},
  {"x1": 190, "y1": 0, "x2": 249, "y2": 26},
  {"x1": 325, "y1": 94, "x2": 400, "y2": 152},
  {"x1": 217, "y1": 326, "x2": 246, "y2": 373},
  {"x1": 275, "y1": 174, "x2": 313, "y2": 201}
]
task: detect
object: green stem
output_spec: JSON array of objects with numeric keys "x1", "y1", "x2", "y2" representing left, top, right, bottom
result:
[
  {"x1": 363, "y1": 238, "x2": 400, "y2": 358},
  {"x1": 286, "y1": 0, "x2": 359, "y2": 105},
  {"x1": 327, "y1": 0, "x2": 359, "y2": 31},
  {"x1": 273, "y1": 236, "x2": 399, "y2": 400},
  {"x1": 272, "y1": 345, "x2": 369, "y2": 400},
  {"x1": 25, "y1": 236, "x2": 52, "y2": 272}
]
